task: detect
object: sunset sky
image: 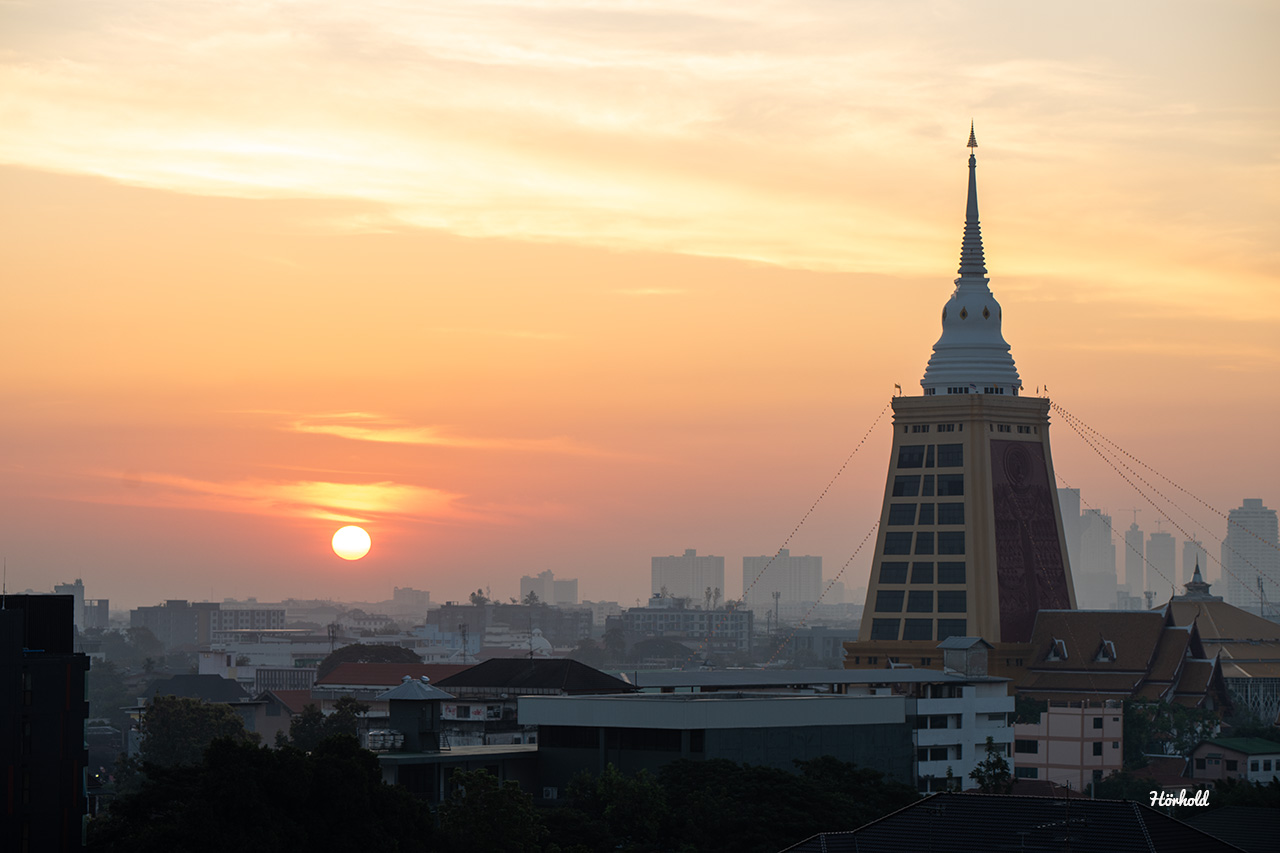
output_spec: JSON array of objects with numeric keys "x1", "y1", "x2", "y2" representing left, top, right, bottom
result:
[{"x1": 3, "y1": 1, "x2": 1277, "y2": 611}]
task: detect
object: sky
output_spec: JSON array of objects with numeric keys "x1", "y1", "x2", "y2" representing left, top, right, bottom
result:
[{"x1": 2, "y1": 1, "x2": 1277, "y2": 611}]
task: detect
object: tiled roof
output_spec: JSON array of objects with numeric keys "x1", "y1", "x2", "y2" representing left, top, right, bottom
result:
[
  {"x1": 435, "y1": 658, "x2": 636, "y2": 694},
  {"x1": 1183, "y1": 805, "x2": 1280, "y2": 853},
  {"x1": 1147, "y1": 628, "x2": 1193, "y2": 683},
  {"x1": 261, "y1": 689, "x2": 313, "y2": 714},
  {"x1": 1199, "y1": 737, "x2": 1280, "y2": 755},
  {"x1": 1167, "y1": 600, "x2": 1280, "y2": 642},
  {"x1": 315, "y1": 663, "x2": 473, "y2": 687},
  {"x1": 376, "y1": 676, "x2": 454, "y2": 702},
  {"x1": 1026, "y1": 610, "x2": 1168, "y2": 671},
  {"x1": 781, "y1": 792, "x2": 1244, "y2": 853},
  {"x1": 1020, "y1": 671, "x2": 1144, "y2": 694}
]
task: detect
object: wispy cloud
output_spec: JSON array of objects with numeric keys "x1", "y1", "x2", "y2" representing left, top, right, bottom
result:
[
  {"x1": 283, "y1": 412, "x2": 604, "y2": 455},
  {"x1": 89, "y1": 470, "x2": 465, "y2": 523}
]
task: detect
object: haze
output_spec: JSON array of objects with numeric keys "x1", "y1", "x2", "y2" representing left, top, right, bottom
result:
[{"x1": 2, "y1": 1, "x2": 1277, "y2": 608}]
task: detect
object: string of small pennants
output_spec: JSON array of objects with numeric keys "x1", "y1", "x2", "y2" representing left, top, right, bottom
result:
[
  {"x1": 1052, "y1": 400, "x2": 1278, "y2": 609},
  {"x1": 683, "y1": 402, "x2": 891, "y2": 666}
]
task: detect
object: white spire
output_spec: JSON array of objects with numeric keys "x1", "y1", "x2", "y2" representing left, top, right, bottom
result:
[{"x1": 920, "y1": 126, "x2": 1021, "y2": 397}]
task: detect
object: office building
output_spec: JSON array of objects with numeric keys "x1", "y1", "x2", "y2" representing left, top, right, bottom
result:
[
  {"x1": 651, "y1": 549, "x2": 724, "y2": 604},
  {"x1": 1222, "y1": 499, "x2": 1280, "y2": 615},
  {"x1": 742, "y1": 549, "x2": 822, "y2": 616}
]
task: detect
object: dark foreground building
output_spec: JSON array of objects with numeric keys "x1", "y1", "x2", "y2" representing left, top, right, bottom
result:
[
  {"x1": 1, "y1": 595, "x2": 91, "y2": 851},
  {"x1": 782, "y1": 791, "x2": 1244, "y2": 853}
]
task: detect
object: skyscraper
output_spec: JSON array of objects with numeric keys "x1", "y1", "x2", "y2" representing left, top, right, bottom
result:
[
  {"x1": 1146, "y1": 530, "x2": 1177, "y2": 601},
  {"x1": 1077, "y1": 508, "x2": 1117, "y2": 610},
  {"x1": 1123, "y1": 521, "x2": 1145, "y2": 594},
  {"x1": 1222, "y1": 499, "x2": 1280, "y2": 615},
  {"x1": 851, "y1": 129, "x2": 1075, "y2": 657}
]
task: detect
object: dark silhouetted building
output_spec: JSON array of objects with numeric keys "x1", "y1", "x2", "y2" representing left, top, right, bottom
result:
[{"x1": 1, "y1": 595, "x2": 91, "y2": 851}]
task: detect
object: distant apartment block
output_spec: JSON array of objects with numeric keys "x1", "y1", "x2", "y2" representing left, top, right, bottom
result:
[
  {"x1": 609, "y1": 594, "x2": 752, "y2": 654},
  {"x1": 741, "y1": 549, "x2": 822, "y2": 616},
  {"x1": 1146, "y1": 530, "x2": 1177, "y2": 600},
  {"x1": 652, "y1": 549, "x2": 724, "y2": 603},
  {"x1": 131, "y1": 600, "x2": 284, "y2": 648},
  {"x1": 1222, "y1": 499, "x2": 1280, "y2": 615},
  {"x1": 520, "y1": 570, "x2": 579, "y2": 605},
  {"x1": 1076, "y1": 509, "x2": 1117, "y2": 610},
  {"x1": 392, "y1": 587, "x2": 431, "y2": 614}
]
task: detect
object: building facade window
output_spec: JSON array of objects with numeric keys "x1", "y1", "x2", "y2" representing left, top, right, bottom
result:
[
  {"x1": 915, "y1": 532, "x2": 935, "y2": 555},
  {"x1": 911, "y1": 562, "x2": 934, "y2": 584},
  {"x1": 907, "y1": 591, "x2": 933, "y2": 612},
  {"x1": 937, "y1": 619, "x2": 966, "y2": 640},
  {"x1": 897, "y1": 445, "x2": 925, "y2": 468},
  {"x1": 937, "y1": 591, "x2": 966, "y2": 612},
  {"x1": 876, "y1": 591, "x2": 905, "y2": 612},
  {"x1": 938, "y1": 532, "x2": 966, "y2": 554},
  {"x1": 917, "y1": 503, "x2": 935, "y2": 525},
  {"x1": 884, "y1": 532, "x2": 913, "y2": 554},
  {"x1": 937, "y1": 503, "x2": 964, "y2": 525},
  {"x1": 888, "y1": 504, "x2": 917, "y2": 525},
  {"x1": 893, "y1": 475, "x2": 921, "y2": 497},
  {"x1": 937, "y1": 474, "x2": 964, "y2": 496},
  {"x1": 937, "y1": 562, "x2": 966, "y2": 584},
  {"x1": 903, "y1": 619, "x2": 933, "y2": 641},
  {"x1": 937, "y1": 444, "x2": 963, "y2": 467},
  {"x1": 870, "y1": 619, "x2": 899, "y2": 641},
  {"x1": 879, "y1": 562, "x2": 908, "y2": 584}
]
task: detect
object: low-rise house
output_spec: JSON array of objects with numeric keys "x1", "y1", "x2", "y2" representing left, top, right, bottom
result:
[{"x1": 1190, "y1": 737, "x2": 1280, "y2": 783}]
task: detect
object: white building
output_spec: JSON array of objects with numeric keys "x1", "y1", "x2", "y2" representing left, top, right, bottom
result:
[
  {"x1": 742, "y1": 549, "x2": 822, "y2": 618},
  {"x1": 651, "y1": 549, "x2": 724, "y2": 604},
  {"x1": 1222, "y1": 499, "x2": 1280, "y2": 615},
  {"x1": 520, "y1": 570, "x2": 580, "y2": 605}
]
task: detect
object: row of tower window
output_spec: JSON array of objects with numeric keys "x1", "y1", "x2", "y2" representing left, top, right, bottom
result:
[
  {"x1": 922, "y1": 386, "x2": 1014, "y2": 396},
  {"x1": 897, "y1": 444, "x2": 963, "y2": 469},
  {"x1": 907, "y1": 423, "x2": 962, "y2": 434},
  {"x1": 892, "y1": 474, "x2": 963, "y2": 497},
  {"x1": 884, "y1": 531, "x2": 966, "y2": 555},
  {"x1": 876, "y1": 590, "x2": 966, "y2": 613},
  {"x1": 888, "y1": 502, "x2": 964, "y2": 526},
  {"x1": 879, "y1": 561, "x2": 966, "y2": 585},
  {"x1": 870, "y1": 618, "x2": 967, "y2": 642},
  {"x1": 991, "y1": 424, "x2": 1038, "y2": 434}
]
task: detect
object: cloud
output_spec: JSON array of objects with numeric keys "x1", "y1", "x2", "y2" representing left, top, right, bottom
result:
[
  {"x1": 283, "y1": 412, "x2": 605, "y2": 455},
  {"x1": 85, "y1": 470, "x2": 466, "y2": 524}
]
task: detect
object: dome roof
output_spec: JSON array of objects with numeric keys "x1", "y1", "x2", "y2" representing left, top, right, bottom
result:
[{"x1": 920, "y1": 127, "x2": 1021, "y2": 396}]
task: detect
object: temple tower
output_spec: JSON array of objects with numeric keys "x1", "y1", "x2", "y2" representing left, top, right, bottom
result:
[{"x1": 849, "y1": 128, "x2": 1075, "y2": 667}]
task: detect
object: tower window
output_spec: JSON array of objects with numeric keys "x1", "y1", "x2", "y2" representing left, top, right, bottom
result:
[
  {"x1": 917, "y1": 503, "x2": 935, "y2": 525},
  {"x1": 936, "y1": 423, "x2": 955, "y2": 432},
  {"x1": 887, "y1": 504, "x2": 917, "y2": 525},
  {"x1": 997, "y1": 424, "x2": 1011, "y2": 433},
  {"x1": 879, "y1": 562, "x2": 908, "y2": 584},
  {"x1": 897, "y1": 445, "x2": 926, "y2": 468},
  {"x1": 903, "y1": 619, "x2": 933, "y2": 641},
  {"x1": 937, "y1": 562, "x2": 966, "y2": 584},
  {"x1": 938, "y1": 532, "x2": 966, "y2": 555},
  {"x1": 875, "y1": 591, "x2": 905, "y2": 612},
  {"x1": 937, "y1": 444, "x2": 963, "y2": 467},
  {"x1": 911, "y1": 562, "x2": 934, "y2": 584},
  {"x1": 921, "y1": 475, "x2": 935, "y2": 497},
  {"x1": 884, "y1": 532, "x2": 913, "y2": 555},
  {"x1": 938, "y1": 591, "x2": 967, "y2": 612},
  {"x1": 937, "y1": 619, "x2": 967, "y2": 640},
  {"x1": 925, "y1": 445, "x2": 936, "y2": 467},
  {"x1": 937, "y1": 474, "x2": 964, "y2": 496},
  {"x1": 914, "y1": 532, "x2": 935, "y2": 555},
  {"x1": 937, "y1": 503, "x2": 964, "y2": 525},
  {"x1": 911, "y1": 424, "x2": 931, "y2": 433},
  {"x1": 870, "y1": 619, "x2": 900, "y2": 641},
  {"x1": 907, "y1": 591, "x2": 934, "y2": 612},
  {"x1": 892, "y1": 476, "x2": 921, "y2": 497}
]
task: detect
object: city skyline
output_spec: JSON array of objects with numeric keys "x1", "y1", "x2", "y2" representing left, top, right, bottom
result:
[{"x1": 3, "y1": 2, "x2": 1278, "y2": 609}]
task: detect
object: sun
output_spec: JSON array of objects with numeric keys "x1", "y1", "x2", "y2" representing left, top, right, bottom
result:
[{"x1": 331, "y1": 525, "x2": 372, "y2": 560}]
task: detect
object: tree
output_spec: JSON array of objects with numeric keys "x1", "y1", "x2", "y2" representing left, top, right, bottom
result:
[
  {"x1": 567, "y1": 637, "x2": 605, "y2": 668},
  {"x1": 87, "y1": 659, "x2": 133, "y2": 730},
  {"x1": 1123, "y1": 698, "x2": 1221, "y2": 767},
  {"x1": 89, "y1": 737, "x2": 433, "y2": 852},
  {"x1": 602, "y1": 626, "x2": 627, "y2": 661},
  {"x1": 566, "y1": 763, "x2": 669, "y2": 847},
  {"x1": 315, "y1": 643, "x2": 422, "y2": 680},
  {"x1": 285, "y1": 696, "x2": 370, "y2": 752},
  {"x1": 138, "y1": 696, "x2": 258, "y2": 768},
  {"x1": 438, "y1": 768, "x2": 546, "y2": 852},
  {"x1": 969, "y1": 736, "x2": 1013, "y2": 793},
  {"x1": 469, "y1": 588, "x2": 490, "y2": 606},
  {"x1": 523, "y1": 590, "x2": 541, "y2": 606}
]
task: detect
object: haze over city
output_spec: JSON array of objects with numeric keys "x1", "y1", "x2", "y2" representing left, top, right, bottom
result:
[{"x1": 2, "y1": 1, "x2": 1277, "y2": 610}]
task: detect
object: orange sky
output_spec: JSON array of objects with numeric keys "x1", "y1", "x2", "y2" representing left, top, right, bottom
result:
[{"x1": 2, "y1": 1, "x2": 1277, "y2": 609}]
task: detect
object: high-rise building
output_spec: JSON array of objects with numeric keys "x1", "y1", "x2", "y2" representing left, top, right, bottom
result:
[
  {"x1": 1123, "y1": 522, "x2": 1145, "y2": 593},
  {"x1": 1076, "y1": 508, "x2": 1117, "y2": 610},
  {"x1": 52, "y1": 578, "x2": 85, "y2": 633},
  {"x1": 651, "y1": 549, "x2": 725, "y2": 604},
  {"x1": 850, "y1": 129, "x2": 1075, "y2": 657},
  {"x1": 1146, "y1": 530, "x2": 1177, "y2": 601},
  {"x1": 1182, "y1": 539, "x2": 1206, "y2": 586},
  {"x1": 1222, "y1": 499, "x2": 1280, "y2": 615},
  {"x1": 1057, "y1": 488, "x2": 1081, "y2": 579},
  {"x1": 1, "y1": 595, "x2": 91, "y2": 848},
  {"x1": 742, "y1": 549, "x2": 822, "y2": 615}
]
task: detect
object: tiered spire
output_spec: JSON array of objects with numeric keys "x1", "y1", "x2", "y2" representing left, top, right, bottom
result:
[{"x1": 919, "y1": 125, "x2": 1021, "y2": 396}]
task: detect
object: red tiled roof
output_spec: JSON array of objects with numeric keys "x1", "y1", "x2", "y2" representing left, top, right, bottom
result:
[
  {"x1": 316, "y1": 663, "x2": 473, "y2": 687},
  {"x1": 266, "y1": 689, "x2": 314, "y2": 715}
]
